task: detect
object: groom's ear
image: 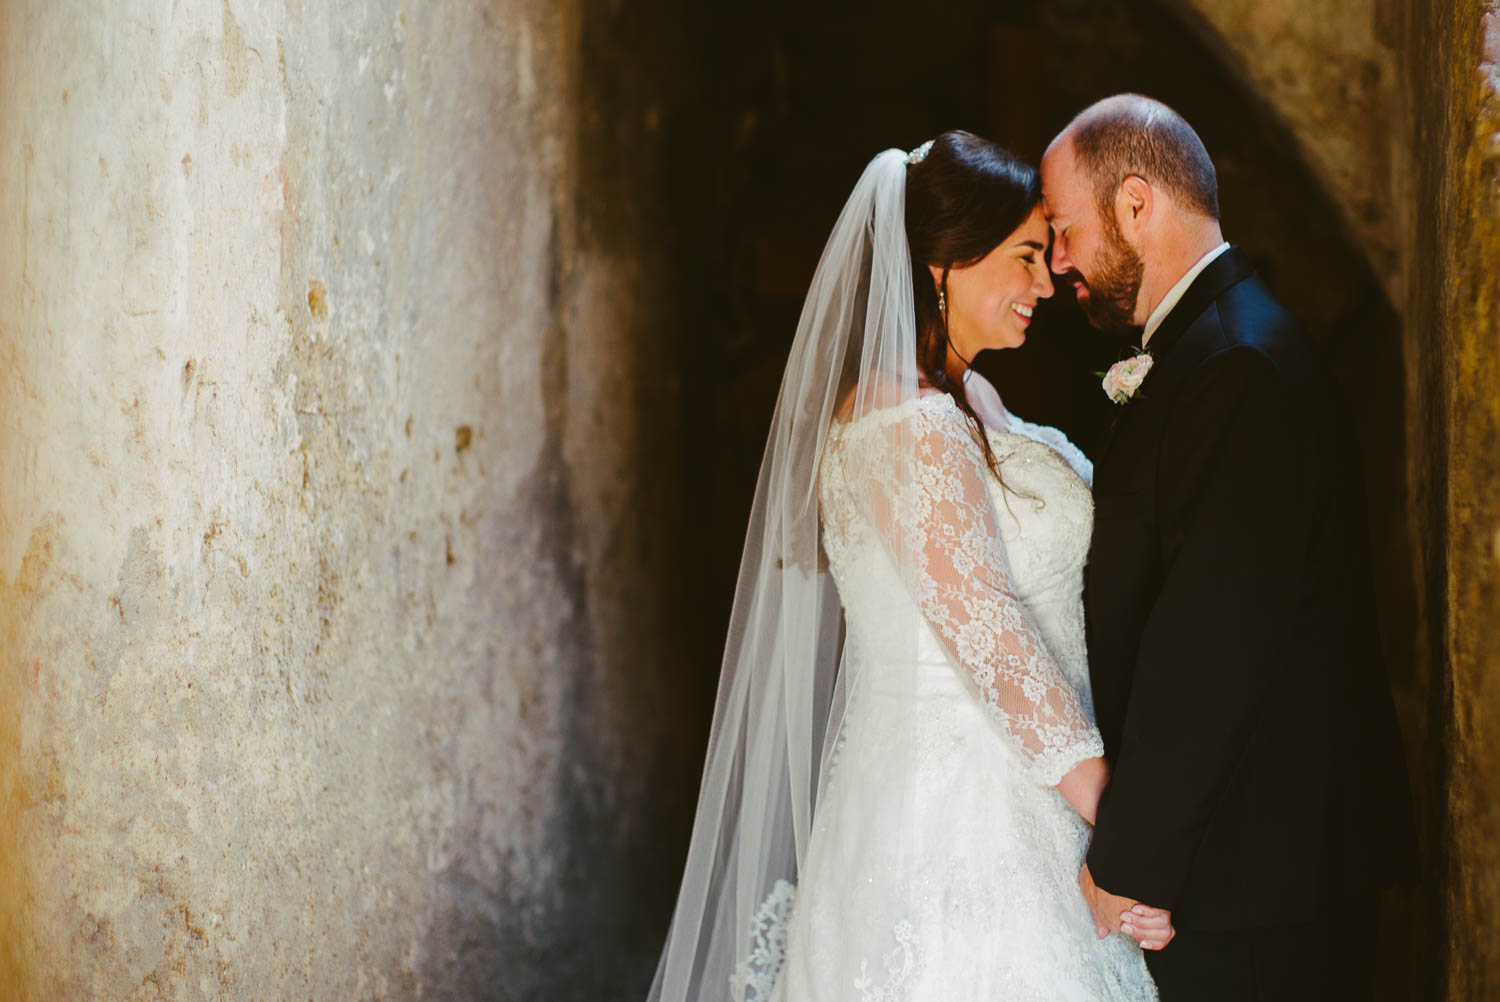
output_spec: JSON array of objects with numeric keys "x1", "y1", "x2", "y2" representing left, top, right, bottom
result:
[{"x1": 1116, "y1": 175, "x2": 1153, "y2": 238}]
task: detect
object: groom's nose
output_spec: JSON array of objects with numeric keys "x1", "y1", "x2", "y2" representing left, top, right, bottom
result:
[
  {"x1": 1049, "y1": 239, "x2": 1072, "y2": 276},
  {"x1": 1034, "y1": 267, "x2": 1054, "y2": 299}
]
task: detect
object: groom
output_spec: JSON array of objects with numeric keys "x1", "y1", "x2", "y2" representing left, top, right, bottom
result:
[{"x1": 1040, "y1": 95, "x2": 1416, "y2": 999}]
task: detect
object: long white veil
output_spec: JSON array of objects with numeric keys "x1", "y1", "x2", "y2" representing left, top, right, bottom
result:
[{"x1": 647, "y1": 148, "x2": 925, "y2": 1002}]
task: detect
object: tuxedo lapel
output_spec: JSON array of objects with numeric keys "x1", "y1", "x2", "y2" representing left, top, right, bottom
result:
[
  {"x1": 1138, "y1": 247, "x2": 1256, "y2": 363},
  {"x1": 1095, "y1": 248, "x2": 1257, "y2": 468},
  {"x1": 1097, "y1": 390, "x2": 1131, "y2": 461}
]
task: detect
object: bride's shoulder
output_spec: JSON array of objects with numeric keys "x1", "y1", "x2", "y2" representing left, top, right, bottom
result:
[{"x1": 831, "y1": 390, "x2": 961, "y2": 438}]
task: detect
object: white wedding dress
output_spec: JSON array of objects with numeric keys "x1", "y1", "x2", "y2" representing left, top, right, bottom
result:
[{"x1": 744, "y1": 389, "x2": 1157, "y2": 1002}]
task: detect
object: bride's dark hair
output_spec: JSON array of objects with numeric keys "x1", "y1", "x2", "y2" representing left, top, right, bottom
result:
[{"x1": 906, "y1": 130, "x2": 1042, "y2": 481}]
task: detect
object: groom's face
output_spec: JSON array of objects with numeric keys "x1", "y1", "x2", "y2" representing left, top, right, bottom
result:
[{"x1": 1041, "y1": 140, "x2": 1144, "y2": 333}]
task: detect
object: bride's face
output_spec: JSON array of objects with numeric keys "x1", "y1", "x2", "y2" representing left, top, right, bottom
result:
[{"x1": 934, "y1": 206, "x2": 1055, "y2": 358}]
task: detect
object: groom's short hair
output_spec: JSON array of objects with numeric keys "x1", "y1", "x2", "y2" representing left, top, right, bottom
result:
[{"x1": 1063, "y1": 94, "x2": 1220, "y2": 221}]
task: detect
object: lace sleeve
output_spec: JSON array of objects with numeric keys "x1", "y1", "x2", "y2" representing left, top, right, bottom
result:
[{"x1": 858, "y1": 400, "x2": 1104, "y2": 785}]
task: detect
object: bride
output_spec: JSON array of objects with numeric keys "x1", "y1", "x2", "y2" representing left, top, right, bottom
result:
[{"x1": 648, "y1": 132, "x2": 1163, "y2": 1001}]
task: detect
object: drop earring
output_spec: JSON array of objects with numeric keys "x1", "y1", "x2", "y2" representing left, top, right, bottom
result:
[{"x1": 937, "y1": 289, "x2": 947, "y2": 326}]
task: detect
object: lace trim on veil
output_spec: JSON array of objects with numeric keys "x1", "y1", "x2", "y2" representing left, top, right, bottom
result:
[
  {"x1": 729, "y1": 879, "x2": 922, "y2": 1002},
  {"x1": 729, "y1": 880, "x2": 797, "y2": 1002}
]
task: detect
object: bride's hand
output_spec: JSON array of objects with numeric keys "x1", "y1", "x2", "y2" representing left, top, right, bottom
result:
[{"x1": 1078, "y1": 864, "x2": 1177, "y2": 950}]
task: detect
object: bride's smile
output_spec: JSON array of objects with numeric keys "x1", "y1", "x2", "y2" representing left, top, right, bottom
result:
[{"x1": 933, "y1": 204, "x2": 1055, "y2": 365}]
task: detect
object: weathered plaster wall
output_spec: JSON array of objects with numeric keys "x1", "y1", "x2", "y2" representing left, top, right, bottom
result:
[
  {"x1": 1168, "y1": 0, "x2": 1405, "y2": 295},
  {"x1": 0, "y1": 0, "x2": 685, "y2": 998},
  {"x1": 4, "y1": 0, "x2": 1494, "y2": 997}
]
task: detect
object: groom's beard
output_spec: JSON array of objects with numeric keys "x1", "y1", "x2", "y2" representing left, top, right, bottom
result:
[{"x1": 1076, "y1": 221, "x2": 1144, "y2": 333}]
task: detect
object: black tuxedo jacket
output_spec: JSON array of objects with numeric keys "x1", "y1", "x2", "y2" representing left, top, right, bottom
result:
[{"x1": 1084, "y1": 248, "x2": 1415, "y2": 931}]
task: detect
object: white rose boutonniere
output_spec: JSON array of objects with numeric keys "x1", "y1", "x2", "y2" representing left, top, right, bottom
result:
[{"x1": 1100, "y1": 352, "x2": 1154, "y2": 405}]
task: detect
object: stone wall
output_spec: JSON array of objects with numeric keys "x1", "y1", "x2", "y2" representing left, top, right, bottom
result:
[
  {"x1": 1404, "y1": 0, "x2": 1500, "y2": 995},
  {"x1": 0, "y1": 0, "x2": 689, "y2": 998}
]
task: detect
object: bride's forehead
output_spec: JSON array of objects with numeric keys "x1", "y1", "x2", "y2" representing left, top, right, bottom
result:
[
  {"x1": 1006, "y1": 211, "x2": 1050, "y2": 245},
  {"x1": 1018, "y1": 205, "x2": 1049, "y2": 228}
]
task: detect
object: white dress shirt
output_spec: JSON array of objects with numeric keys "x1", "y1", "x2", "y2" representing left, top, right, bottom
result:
[{"x1": 1141, "y1": 242, "x2": 1231, "y2": 347}]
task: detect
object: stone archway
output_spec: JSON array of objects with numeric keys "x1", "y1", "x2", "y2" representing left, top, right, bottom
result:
[{"x1": 580, "y1": 0, "x2": 1431, "y2": 997}]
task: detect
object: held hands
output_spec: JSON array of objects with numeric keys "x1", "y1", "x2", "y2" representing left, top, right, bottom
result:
[
  {"x1": 1078, "y1": 864, "x2": 1176, "y2": 951},
  {"x1": 1063, "y1": 762, "x2": 1174, "y2": 950}
]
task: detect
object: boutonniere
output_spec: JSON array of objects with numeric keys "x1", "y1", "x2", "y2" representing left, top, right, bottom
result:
[{"x1": 1099, "y1": 350, "x2": 1154, "y2": 405}]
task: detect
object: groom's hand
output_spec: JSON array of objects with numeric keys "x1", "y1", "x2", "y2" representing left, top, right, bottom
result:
[{"x1": 1079, "y1": 864, "x2": 1176, "y2": 950}]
